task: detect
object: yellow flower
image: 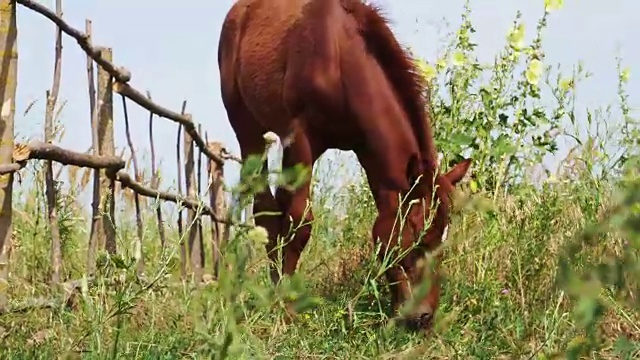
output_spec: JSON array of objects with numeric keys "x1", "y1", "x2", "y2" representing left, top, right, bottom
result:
[
  {"x1": 544, "y1": 0, "x2": 564, "y2": 12},
  {"x1": 418, "y1": 61, "x2": 437, "y2": 81},
  {"x1": 452, "y1": 51, "x2": 466, "y2": 67},
  {"x1": 507, "y1": 23, "x2": 525, "y2": 51},
  {"x1": 559, "y1": 77, "x2": 573, "y2": 92},
  {"x1": 469, "y1": 179, "x2": 479, "y2": 193},
  {"x1": 525, "y1": 59, "x2": 544, "y2": 86},
  {"x1": 621, "y1": 68, "x2": 631, "y2": 83}
]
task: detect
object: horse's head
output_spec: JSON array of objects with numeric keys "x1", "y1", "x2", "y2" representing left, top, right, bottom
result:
[{"x1": 387, "y1": 154, "x2": 471, "y2": 331}]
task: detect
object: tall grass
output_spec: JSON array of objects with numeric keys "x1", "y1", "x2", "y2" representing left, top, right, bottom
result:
[{"x1": 1, "y1": 1, "x2": 639, "y2": 359}]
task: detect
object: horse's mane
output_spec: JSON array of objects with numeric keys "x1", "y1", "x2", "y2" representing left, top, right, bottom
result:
[{"x1": 340, "y1": 0, "x2": 439, "y2": 171}]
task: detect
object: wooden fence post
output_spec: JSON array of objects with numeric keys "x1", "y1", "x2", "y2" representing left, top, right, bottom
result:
[
  {"x1": 183, "y1": 120, "x2": 202, "y2": 281},
  {"x1": 176, "y1": 117, "x2": 185, "y2": 278},
  {"x1": 120, "y1": 95, "x2": 144, "y2": 274},
  {"x1": 207, "y1": 142, "x2": 228, "y2": 278},
  {"x1": 44, "y1": 0, "x2": 63, "y2": 284},
  {"x1": 85, "y1": 19, "x2": 99, "y2": 273},
  {"x1": 96, "y1": 47, "x2": 116, "y2": 255},
  {"x1": 146, "y1": 92, "x2": 166, "y2": 249},
  {"x1": 0, "y1": 0, "x2": 18, "y2": 292},
  {"x1": 196, "y1": 124, "x2": 204, "y2": 278}
]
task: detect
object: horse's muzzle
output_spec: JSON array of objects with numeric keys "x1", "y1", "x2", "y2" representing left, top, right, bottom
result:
[{"x1": 403, "y1": 312, "x2": 434, "y2": 331}]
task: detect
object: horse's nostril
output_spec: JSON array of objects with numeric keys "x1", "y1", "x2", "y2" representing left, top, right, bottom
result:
[{"x1": 419, "y1": 312, "x2": 433, "y2": 327}]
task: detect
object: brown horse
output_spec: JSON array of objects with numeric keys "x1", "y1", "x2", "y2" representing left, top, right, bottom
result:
[{"x1": 217, "y1": 0, "x2": 471, "y2": 330}]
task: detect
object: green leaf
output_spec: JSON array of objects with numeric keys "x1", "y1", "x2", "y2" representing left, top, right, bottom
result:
[
  {"x1": 277, "y1": 163, "x2": 311, "y2": 190},
  {"x1": 449, "y1": 131, "x2": 474, "y2": 148},
  {"x1": 110, "y1": 254, "x2": 130, "y2": 270},
  {"x1": 240, "y1": 154, "x2": 264, "y2": 180},
  {"x1": 291, "y1": 295, "x2": 324, "y2": 313},
  {"x1": 613, "y1": 336, "x2": 637, "y2": 358}
]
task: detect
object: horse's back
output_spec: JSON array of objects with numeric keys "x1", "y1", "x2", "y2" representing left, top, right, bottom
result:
[
  {"x1": 219, "y1": 0, "x2": 310, "y2": 119},
  {"x1": 219, "y1": 0, "x2": 351, "y2": 137}
]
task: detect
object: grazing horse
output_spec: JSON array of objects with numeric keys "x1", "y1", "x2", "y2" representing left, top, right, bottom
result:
[{"x1": 217, "y1": 0, "x2": 471, "y2": 330}]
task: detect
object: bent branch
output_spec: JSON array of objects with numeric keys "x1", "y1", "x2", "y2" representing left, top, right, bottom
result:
[
  {"x1": 0, "y1": 141, "x2": 125, "y2": 175},
  {"x1": 109, "y1": 170, "x2": 243, "y2": 227}
]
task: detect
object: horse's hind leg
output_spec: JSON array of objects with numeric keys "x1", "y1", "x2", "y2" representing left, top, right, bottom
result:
[
  {"x1": 224, "y1": 102, "x2": 285, "y2": 282},
  {"x1": 270, "y1": 125, "x2": 316, "y2": 284}
]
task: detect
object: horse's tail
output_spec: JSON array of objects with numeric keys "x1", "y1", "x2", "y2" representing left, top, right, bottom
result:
[{"x1": 341, "y1": 0, "x2": 438, "y2": 171}]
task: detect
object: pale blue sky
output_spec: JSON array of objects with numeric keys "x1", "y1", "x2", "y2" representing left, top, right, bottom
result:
[{"x1": 13, "y1": 0, "x2": 640, "y2": 212}]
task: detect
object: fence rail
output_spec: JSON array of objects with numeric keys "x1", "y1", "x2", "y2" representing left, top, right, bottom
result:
[{"x1": 0, "y1": 141, "x2": 125, "y2": 175}]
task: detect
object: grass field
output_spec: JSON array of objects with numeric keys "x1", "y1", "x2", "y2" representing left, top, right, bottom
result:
[{"x1": 1, "y1": 2, "x2": 639, "y2": 359}]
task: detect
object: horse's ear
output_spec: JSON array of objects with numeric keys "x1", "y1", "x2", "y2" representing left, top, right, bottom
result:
[{"x1": 443, "y1": 158, "x2": 472, "y2": 186}]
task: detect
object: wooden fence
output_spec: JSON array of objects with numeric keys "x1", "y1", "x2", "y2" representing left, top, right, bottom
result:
[{"x1": 0, "y1": 0, "x2": 242, "y2": 287}]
